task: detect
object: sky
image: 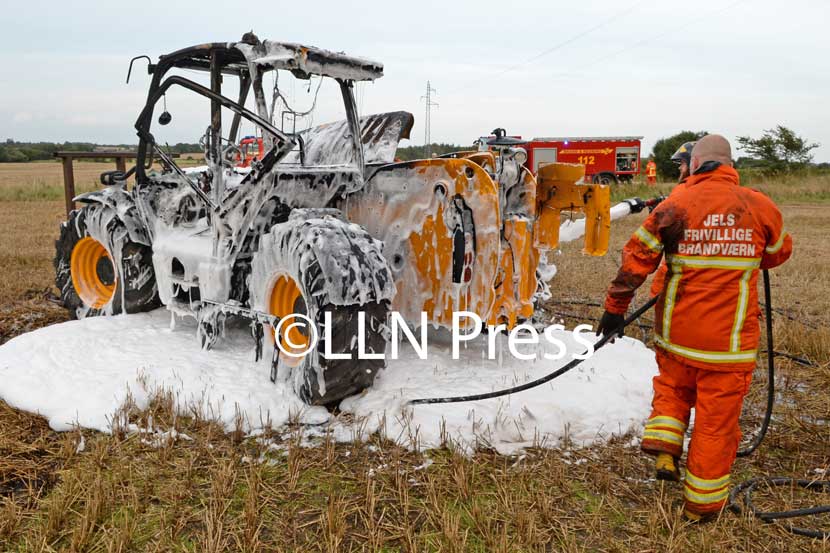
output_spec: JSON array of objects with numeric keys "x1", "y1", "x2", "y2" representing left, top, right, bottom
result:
[{"x1": 1, "y1": 0, "x2": 829, "y2": 161}]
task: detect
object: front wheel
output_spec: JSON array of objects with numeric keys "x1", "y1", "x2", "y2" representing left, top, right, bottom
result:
[
  {"x1": 54, "y1": 204, "x2": 159, "y2": 319},
  {"x1": 249, "y1": 210, "x2": 395, "y2": 405}
]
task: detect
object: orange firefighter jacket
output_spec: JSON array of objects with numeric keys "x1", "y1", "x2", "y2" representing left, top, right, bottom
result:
[
  {"x1": 649, "y1": 178, "x2": 690, "y2": 297},
  {"x1": 646, "y1": 161, "x2": 657, "y2": 178},
  {"x1": 605, "y1": 163, "x2": 792, "y2": 371}
]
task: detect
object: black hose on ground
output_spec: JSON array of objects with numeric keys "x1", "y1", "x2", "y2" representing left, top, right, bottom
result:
[
  {"x1": 408, "y1": 295, "x2": 660, "y2": 405},
  {"x1": 410, "y1": 268, "x2": 828, "y2": 538},
  {"x1": 728, "y1": 477, "x2": 830, "y2": 539},
  {"x1": 729, "y1": 270, "x2": 830, "y2": 539},
  {"x1": 736, "y1": 269, "x2": 775, "y2": 458}
]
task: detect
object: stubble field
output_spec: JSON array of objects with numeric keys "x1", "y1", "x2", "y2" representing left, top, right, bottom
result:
[{"x1": 0, "y1": 161, "x2": 828, "y2": 551}]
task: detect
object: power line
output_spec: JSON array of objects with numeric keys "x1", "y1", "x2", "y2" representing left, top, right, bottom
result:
[
  {"x1": 553, "y1": 0, "x2": 749, "y2": 79},
  {"x1": 448, "y1": 0, "x2": 647, "y2": 94}
]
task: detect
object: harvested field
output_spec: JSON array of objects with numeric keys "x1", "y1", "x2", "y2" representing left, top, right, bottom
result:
[
  {"x1": 0, "y1": 155, "x2": 205, "y2": 202},
  {"x1": 0, "y1": 168, "x2": 828, "y2": 551}
]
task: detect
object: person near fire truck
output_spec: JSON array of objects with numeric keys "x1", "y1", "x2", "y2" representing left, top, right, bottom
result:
[
  {"x1": 645, "y1": 157, "x2": 658, "y2": 185},
  {"x1": 596, "y1": 134, "x2": 792, "y2": 522}
]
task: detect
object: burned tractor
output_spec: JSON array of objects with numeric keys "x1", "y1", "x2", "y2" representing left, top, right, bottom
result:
[{"x1": 55, "y1": 34, "x2": 615, "y2": 405}]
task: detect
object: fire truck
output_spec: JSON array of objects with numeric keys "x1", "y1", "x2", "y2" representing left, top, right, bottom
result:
[{"x1": 522, "y1": 136, "x2": 643, "y2": 184}]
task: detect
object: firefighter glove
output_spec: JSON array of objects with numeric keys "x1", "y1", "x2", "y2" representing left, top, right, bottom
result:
[
  {"x1": 623, "y1": 197, "x2": 646, "y2": 214},
  {"x1": 597, "y1": 310, "x2": 625, "y2": 340},
  {"x1": 647, "y1": 195, "x2": 667, "y2": 213}
]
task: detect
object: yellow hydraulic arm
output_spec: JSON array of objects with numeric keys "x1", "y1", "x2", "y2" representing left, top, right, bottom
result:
[{"x1": 534, "y1": 163, "x2": 611, "y2": 256}]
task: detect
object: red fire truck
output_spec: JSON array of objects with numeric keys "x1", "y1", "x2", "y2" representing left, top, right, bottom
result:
[{"x1": 522, "y1": 136, "x2": 643, "y2": 184}]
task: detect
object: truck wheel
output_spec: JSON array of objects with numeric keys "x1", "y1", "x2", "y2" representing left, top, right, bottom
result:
[
  {"x1": 593, "y1": 173, "x2": 617, "y2": 185},
  {"x1": 249, "y1": 211, "x2": 394, "y2": 406},
  {"x1": 54, "y1": 205, "x2": 159, "y2": 319}
]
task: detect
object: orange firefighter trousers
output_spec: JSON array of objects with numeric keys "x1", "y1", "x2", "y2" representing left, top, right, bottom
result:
[{"x1": 641, "y1": 350, "x2": 752, "y2": 515}]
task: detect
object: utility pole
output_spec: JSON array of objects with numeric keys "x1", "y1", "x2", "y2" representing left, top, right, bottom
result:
[{"x1": 420, "y1": 81, "x2": 438, "y2": 157}]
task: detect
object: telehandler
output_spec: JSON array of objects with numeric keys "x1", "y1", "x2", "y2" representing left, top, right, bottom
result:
[{"x1": 55, "y1": 33, "x2": 619, "y2": 405}]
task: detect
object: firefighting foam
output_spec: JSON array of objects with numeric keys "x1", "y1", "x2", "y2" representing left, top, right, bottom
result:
[{"x1": 0, "y1": 309, "x2": 657, "y2": 454}]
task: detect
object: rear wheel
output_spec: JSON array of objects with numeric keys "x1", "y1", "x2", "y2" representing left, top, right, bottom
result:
[
  {"x1": 250, "y1": 210, "x2": 395, "y2": 405},
  {"x1": 55, "y1": 205, "x2": 159, "y2": 319},
  {"x1": 268, "y1": 274, "x2": 310, "y2": 365}
]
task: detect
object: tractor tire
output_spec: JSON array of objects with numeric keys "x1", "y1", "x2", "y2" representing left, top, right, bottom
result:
[
  {"x1": 250, "y1": 210, "x2": 395, "y2": 406},
  {"x1": 54, "y1": 204, "x2": 159, "y2": 319}
]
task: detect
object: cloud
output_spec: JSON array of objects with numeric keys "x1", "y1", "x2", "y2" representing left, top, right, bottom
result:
[
  {"x1": 12, "y1": 112, "x2": 33, "y2": 123},
  {"x1": 0, "y1": 0, "x2": 828, "y2": 160}
]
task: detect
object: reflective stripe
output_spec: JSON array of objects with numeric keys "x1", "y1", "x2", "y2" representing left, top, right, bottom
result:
[
  {"x1": 635, "y1": 226, "x2": 663, "y2": 252},
  {"x1": 685, "y1": 471, "x2": 730, "y2": 491},
  {"x1": 643, "y1": 428, "x2": 684, "y2": 446},
  {"x1": 765, "y1": 230, "x2": 787, "y2": 254},
  {"x1": 654, "y1": 335, "x2": 758, "y2": 363},
  {"x1": 645, "y1": 416, "x2": 687, "y2": 433},
  {"x1": 730, "y1": 270, "x2": 752, "y2": 352},
  {"x1": 662, "y1": 265, "x2": 682, "y2": 341},
  {"x1": 684, "y1": 484, "x2": 729, "y2": 505},
  {"x1": 670, "y1": 255, "x2": 761, "y2": 270}
]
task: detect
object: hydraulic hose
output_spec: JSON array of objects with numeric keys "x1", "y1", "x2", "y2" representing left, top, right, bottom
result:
[{"x1": 408, "y1": 294, "x2": 660, "y2": 405}]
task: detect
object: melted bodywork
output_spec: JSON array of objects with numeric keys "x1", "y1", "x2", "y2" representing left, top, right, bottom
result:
[{"x1": 341, "y1": 158, "x2": 500, "y2": 327}]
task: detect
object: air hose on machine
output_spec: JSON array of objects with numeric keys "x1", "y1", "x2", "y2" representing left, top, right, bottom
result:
[{"x1": 409, "y1": 269, "x2": 829, "y2": 539}]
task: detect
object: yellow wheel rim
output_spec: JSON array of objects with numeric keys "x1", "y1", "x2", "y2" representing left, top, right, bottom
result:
[
  {"x1": 70, "y1": 236, "x2": 116, "y2": 309},
  {"x1": 268, "y1": 275, "x2": 309, "y2": 366}
]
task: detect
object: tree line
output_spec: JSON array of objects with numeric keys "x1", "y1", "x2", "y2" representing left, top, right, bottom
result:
[
  {"x1": 0, "y1": 140, "x2": 201, "y2": 163},
  {"x1": 5, "y1": 128, "x2": 823, "y2": 176},
  {"x1": 0, "y1": 139, "x2": 470, "y2": 163},
  {"x1": 650, "y1": 126, "x2": 824, "y2": 179},
  {"x1": 395, "y1": 143, "x2": 472, "y2": 161}
]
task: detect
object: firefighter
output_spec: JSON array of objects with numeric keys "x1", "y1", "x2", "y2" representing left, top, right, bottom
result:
[
  {"x1": 645, "y1": 157, "x2": 657, "y2": 185},
  {"x1": 648, "y1": 140, "x2": 698, "y2": 297},
  {"x1": 671, "y1": 141, "x2": 696, "y2": 183},
  {"x1": 596, "y1": 134, "x2": 792, "y2": 522}
]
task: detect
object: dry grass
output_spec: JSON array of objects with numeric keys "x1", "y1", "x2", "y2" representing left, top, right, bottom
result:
[
  {"x1": 0, "y1": 165, "x2": 828, "y2": 550},
  {"x1": 0, "y1": 200, "x2": 68, "y2": 344},
  {"x1": 0, "y1": 387, "x2": 826, "y2": 551},
  {"x1": 0, "y1": 155, "x2": 205, "y2": 202},
  {"x1": 611, "y1": 173, "x2": 830, "y2": 205}
]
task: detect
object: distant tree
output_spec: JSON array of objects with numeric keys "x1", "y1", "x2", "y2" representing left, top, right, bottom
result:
[
  {"x1": 651, "y1": 130, "x2": 708, "y2": 180},
  {"x1": 1, "y1": 147, "x2": 28, "y2": 162},
  {"x1": 395, "y1": 143, "x2": 472, "y2": 161},
  {"x1": 736, "y1": 125, "x2": 819, "y2": 174}
]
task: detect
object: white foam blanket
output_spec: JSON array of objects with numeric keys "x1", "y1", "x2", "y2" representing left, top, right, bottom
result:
[{"x1": 0, "y1": 310, "x2": 657, "y2": 454}]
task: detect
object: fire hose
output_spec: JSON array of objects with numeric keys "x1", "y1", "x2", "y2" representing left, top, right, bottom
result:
[
  {"x1": 408, "y1": 295, "x2": 659, "y2": 405},
  {"x1": 727, "y1": 274, "x2": 829, "y2": 539},
  {"x1": 409, "y1": 270, "x2": 829, "y2": 538}
]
